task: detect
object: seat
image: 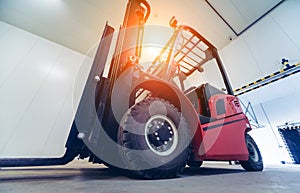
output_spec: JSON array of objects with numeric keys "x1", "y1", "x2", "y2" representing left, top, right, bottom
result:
[{"x1": 197, "y1": 83, "x2": 224, "y2": 118}]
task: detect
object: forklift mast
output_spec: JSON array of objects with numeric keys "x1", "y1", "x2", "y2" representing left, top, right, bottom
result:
[
  {"x1": 69, "y1": 0, "x2": 152, "y2": 157},
  {"x1": 108, "y1": 0, "x2": 150, "y2": 80}
]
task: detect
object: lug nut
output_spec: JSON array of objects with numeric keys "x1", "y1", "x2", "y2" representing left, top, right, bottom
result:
[
  {"x1": 77, "y1": 133, "x2": 85, "y2": 139},
  {"x1": 156, "y1": 137, "x2": 160, "y2": 141},
  {"x1": 94, "y1": 76, "x2": 100, "y2": 81}
]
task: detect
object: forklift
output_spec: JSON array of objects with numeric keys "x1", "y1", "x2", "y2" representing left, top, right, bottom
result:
[{"x1": 0, "y1": 0, "x2": 263, "y2": 179}]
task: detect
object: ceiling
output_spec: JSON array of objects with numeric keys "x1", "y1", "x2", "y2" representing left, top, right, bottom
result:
[{"x1": 0, "y1": 0, "x2": 283, "y2": 54}]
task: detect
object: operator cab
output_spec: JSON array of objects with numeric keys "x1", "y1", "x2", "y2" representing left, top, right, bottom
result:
[{"x1": 144, "y1": 17, "x2": 233, "y2": 124}]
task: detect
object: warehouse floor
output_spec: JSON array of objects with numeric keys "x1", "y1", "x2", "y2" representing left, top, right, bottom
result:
[{"x1": 1, "y1": 160, "x2": 300, "y2": 193}]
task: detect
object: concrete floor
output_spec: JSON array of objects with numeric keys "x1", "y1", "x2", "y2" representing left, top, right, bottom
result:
[{"x1": 0, "y1": 161, "x2": 300, "y2": 193}]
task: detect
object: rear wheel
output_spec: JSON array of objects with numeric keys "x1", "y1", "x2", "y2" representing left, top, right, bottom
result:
[
  {"x1": 118, "y1": 97, "x2": 191, "y2": 179},
  {"x1": 240, "y1": 134, "x2": 263, "y2": 171},
  {"x1": 187, "y1": 154, "x2": 203, "y2": 168}
]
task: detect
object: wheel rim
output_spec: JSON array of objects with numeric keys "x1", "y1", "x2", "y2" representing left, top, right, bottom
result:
[
  {"x1": 145, "y1": 114, "x2": 178, "y2": 156},
  {"x1": 247, "y1": 141, "x2": 259, "y2": 162}
]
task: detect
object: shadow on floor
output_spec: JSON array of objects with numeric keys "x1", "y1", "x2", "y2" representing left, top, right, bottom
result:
[
  {"x1": 0, "y1": 165, "x2": 245, "y2": 182},
  {"x1": 182, "y1": 166, "x2": 245, "y2": 177},
  {"x1": 0, "y1": 167, "x2": 127, "y2": 182}
]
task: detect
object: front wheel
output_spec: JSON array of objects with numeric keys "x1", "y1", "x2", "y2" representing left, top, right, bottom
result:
[
  {"x1": 118, "y1": 97, "x2": 191, "y2": 179},
  {"x1": 240, "y1": 134, "x2": 263, "y2": 171}
]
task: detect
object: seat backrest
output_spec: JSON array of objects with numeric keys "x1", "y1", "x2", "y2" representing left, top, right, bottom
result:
[{"x1": 197, "y1": 83, "x2": 224, "y2": 117}]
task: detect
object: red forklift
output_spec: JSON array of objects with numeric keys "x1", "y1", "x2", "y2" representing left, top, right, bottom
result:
[{"x1": 0, "y1": 0, "x2": 263, "y2": 179}]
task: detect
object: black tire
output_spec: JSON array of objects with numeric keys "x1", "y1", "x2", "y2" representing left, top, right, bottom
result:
[
  {"x1": 240, "y1": 134, "x2": 263, "y2": 171},
  {"x1": 118, "y1": 97, "x2": 191, "y2": 179},
  {"x1": 187, "y1": 154, "x2": 203, "y2": 168}
]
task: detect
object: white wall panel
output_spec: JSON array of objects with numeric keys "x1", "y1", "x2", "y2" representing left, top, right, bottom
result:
[
  {"x1": 242, "y1": 16, "x2": 300, "y2": 75},
  {"x1": 219, "y1": 37, "x2": 264, "y2": 89},
  {"x1": 259, "y1": 92, "x2": 300, "y2": 126},
  {"x1": 0, "y1": 20, "x2": 9, "y2": 37},
  {"x1": 41, "y1": 49, "x2": 88, "y2": 157},
  {"x1": 0, "y1": 22, "x2": 89, "y2": 157},
  {"x1": 0, "y1": 21, "x2": 38, "y2": 86},
  {"x1": 270, "y1": 0, "x2": 300, "y2": 52},
  {"x1": 0, "y1": 37, "x2": 62, "y2": 155}
]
